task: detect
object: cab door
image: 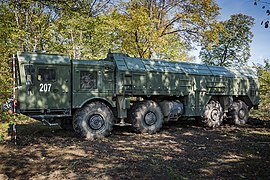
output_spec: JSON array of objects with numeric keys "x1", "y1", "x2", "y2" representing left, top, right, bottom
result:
[{"x1": 36, "y1": 64, "x2": 71, "y2": 110}]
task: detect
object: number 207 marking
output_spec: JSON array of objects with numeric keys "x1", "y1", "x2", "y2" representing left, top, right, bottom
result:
[{"x1": 39, "y1": 83, "x2": 52, "y2": 92}]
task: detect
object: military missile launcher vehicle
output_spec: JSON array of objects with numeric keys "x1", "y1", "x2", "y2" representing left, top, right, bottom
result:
[{"x1": 9, "y1": 52, "x2": 259, "y2": 139}]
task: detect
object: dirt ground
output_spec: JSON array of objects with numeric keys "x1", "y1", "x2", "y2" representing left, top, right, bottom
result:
[{"x1": 0, "y1": 118, "x2": 270, "y2": 180}]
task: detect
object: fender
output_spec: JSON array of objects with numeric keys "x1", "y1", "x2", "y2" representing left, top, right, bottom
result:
[{"x1": 76, "y1": 97, "x2": 116, "y2": 109}]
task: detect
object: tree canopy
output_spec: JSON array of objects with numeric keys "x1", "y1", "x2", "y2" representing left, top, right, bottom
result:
[
  {"x1": 0, "y1": 0, "x2": 221, "y2": 60},
  {"x1": 110, "y1": 0, "x2": 220, "y2": 59},
  {"x1": 253, "y1": 59, "x2": 270, "y2": 118},
  {"x1": 199, "y1": 13, "x2": 254, "y2": 66}
]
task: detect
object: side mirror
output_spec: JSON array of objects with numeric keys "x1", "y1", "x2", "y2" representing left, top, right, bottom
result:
[{"x1": 37, "y1": 75, "x2": 42, "y2": 81}]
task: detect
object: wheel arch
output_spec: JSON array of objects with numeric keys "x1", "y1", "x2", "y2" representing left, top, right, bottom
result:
[
  {"x1": 204, "y1": 95, "x2": 234, "y2": 113},
  {"x1": 76, "y1": 97, "x2": 116, "y2": 110},
  {"x1": 232, "y1": 95, "x2": 253, "y2": 109}
]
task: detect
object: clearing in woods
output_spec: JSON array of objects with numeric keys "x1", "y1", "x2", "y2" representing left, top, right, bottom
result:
[{"x1": 0, "y1": 118, "x2": 270, "y2": 179}]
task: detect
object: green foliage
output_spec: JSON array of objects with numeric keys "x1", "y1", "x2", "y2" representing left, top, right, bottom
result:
[
  {"x1": 0, "y1": 2, "x2": 14, "y2": 106},
  {"x1": 49, "y1": 0, "x2": 114, "y2": 59},
  {"x1": 200, "y1": 13, "x2": 254, "y2": 66},
  {"x1": 110, "y1": 0, "x2": 220, "y2": 60},
  {"x1": 0, "y1": 110, "x2": 12, "y2": 141},
  {"x1": 0, "y1": 0, "x2": 221, "y2": 61},
  {"x1": 0, "y1": 134, "x2": 3, "y2": 142},
  {"x1": 252, "y1": 59, "x2": 270, "y2": 118}
]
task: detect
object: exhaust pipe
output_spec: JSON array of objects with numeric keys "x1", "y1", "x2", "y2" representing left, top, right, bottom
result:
[{"x1": 41, "y1": 119, "x2": 59, "y2": 126}]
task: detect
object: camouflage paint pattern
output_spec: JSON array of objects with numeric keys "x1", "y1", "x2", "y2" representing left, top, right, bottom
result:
[{"x1": 15, "y1": 52, "x2": 259, "y2": 120}]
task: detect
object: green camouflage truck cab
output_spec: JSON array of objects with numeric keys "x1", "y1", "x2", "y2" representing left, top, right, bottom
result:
[{"x1": 13, "y1": 51, "x2": 259, "y2": 139}]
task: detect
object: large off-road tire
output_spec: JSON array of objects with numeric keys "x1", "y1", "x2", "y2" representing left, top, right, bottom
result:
[
  {"x1": 228, "y1": 100, "x2": 249, "y2": 125},
  {"x1": 201, "y1": 100, "x2": 224, "y2": 128},
  {"x1": 73, "y1": 101, "x2": 114, "y2": 139},
  {"x1": 131, "y1": 100, "x2": 164, "y2": 133}
]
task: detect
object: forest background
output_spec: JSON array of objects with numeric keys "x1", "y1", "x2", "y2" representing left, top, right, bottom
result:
[{"x1": 0, "y1": 0, "x2": 269, "y2": 135}]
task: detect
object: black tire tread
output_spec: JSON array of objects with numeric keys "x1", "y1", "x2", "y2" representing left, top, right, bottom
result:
[
  {"x1": 73, "y1": 101, "x2": 114, "y2": 139},
  {"x1": 201, "y1": 100, "x2": 224, "y2": 128},
  {"x1": 131, "y1": 100, "x2": 163, "y2": 134},
  {"x1": 229, "y1": 100, "x2": 249, "y2": 125}
]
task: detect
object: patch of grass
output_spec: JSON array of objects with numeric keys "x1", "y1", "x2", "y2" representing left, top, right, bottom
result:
[
  {"x1": 250, "y1": 109, "x2": 270, "y2": 120},
  {"x1": 0, "y1": 112, "x2": 36, "y2": 142},
  {"x1": 0, "y1": 122, "x2": 10, "y2": 142}
]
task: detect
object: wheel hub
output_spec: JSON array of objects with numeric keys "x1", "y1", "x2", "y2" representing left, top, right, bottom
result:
[
  {"x1": 144, "y1": 111, "x2": 157, "y2": 126},
  {"x1": 88, "y1": 114, "x2": 104, "y2": 130},
  {"x1": 238, "y1": 109, "x2": 245, "y2": 119},
  {"x1": 211, "y1": 109, "x2": 219, "y2": 122}
]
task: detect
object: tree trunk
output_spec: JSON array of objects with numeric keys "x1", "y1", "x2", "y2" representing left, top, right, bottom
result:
[{"x1": 25, "y1": 11, "x2": 29, "y2": 51}]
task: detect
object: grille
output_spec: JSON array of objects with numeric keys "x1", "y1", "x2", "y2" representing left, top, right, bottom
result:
[{"x1": 80, "y1": 71, "x2": 97, "y2": 89}]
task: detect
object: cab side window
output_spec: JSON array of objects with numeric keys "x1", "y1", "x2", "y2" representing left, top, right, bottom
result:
[
  {"x1": 24, "y1": 65, "x2": 34, "y2": 82},
  {"x1": 38, "y1": 68, "x2": 56, "y2": 81}
]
